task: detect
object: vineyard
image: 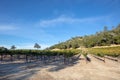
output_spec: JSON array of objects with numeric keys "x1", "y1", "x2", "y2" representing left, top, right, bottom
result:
[
  {"x1": 1, "y1": 46, "x2": 120, "y2": 63},
  {"x1": 88, "y1": 46, "x2": 120, "y2": 57},
  {"x1": 0, "y1": 49, "x2": 81, "y2": 64},
  {"x1": 0, "y1": 47, "x2": 120, "y2": 80},
  {"x1": 88, "y1": 46, "x2": 120, "y2": 62}
]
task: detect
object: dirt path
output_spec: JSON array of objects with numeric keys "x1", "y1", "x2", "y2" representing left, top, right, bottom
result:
[
  {"x1": 0, "y1": 55, "x2": 120, "y2": 80},
  {"x1": 29, "y1": 55, "x2": 120, "y2": 80}
]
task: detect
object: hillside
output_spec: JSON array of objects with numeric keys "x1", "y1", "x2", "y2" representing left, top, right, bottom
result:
[{"x1": 49, "y1": 24, "x2": 120, "y2": 49}]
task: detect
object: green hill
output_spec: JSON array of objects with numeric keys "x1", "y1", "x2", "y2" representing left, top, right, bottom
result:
[{"x1": 49, "y1": 24, "x2": 120, "y2": 49}]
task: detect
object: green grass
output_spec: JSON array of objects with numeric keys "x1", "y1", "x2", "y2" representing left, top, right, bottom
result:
[{"x1": 88, "y1": 46, "x2": 120, "y2": 57}]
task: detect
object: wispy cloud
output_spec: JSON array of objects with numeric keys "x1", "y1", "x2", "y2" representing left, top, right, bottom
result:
[
  {"x1": 0, "y1": 25, "x2": 18, "y2": 31},
  {"x1": 39, "y1": 15, "x2": 108, "y2": 27}
]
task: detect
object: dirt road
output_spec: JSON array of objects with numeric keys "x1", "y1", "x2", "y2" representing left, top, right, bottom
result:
[{"x1": 0, "y1": 55, "x2": 120, "y2": 80}]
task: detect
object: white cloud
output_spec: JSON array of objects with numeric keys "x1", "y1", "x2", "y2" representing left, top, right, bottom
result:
[
  {"x1": 0, "y1": 25, "x2": 18, "y2": 31},
  {"x1": 39, "y1": 15, "x2": 107, "y2": 27}
]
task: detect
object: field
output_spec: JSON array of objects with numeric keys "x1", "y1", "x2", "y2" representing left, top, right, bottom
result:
[
  {"x1": 0, "y1": 48, "x2": 120, "y2": 80},
  {"x1": 88, "y1": 46, "x2": 120, "y2": 57}
]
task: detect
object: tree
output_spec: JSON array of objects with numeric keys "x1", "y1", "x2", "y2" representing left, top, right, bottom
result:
[
  {"x1": 11, "y1": 45, "x2": 16, "y2": 50},
  {"x1": 0, "y1": 47, "x2": 7, "y2": 51},
  {"x1": 67, "y1": 44, "x2": 72, "y2": 49},
  {"x1": 34, "y1": 43, "x2": 41, "y2": 49},
  {"x1": 0, "y1": 47, "x2": 8, "y2": 61},
  {"x1": 60, "y1": 45, "x2": 67, "y2": 49},
  {"x1": 72, "y1": 43, "x2": 79, "y2": 49},
  {"x1": 104, "y1": 26, "x2": 108, "y2": 32}
]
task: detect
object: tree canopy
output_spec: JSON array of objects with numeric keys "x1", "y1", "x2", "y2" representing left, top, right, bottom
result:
[
  {"x1": 34, "y1": 43, "x2": 41, "y2": 49},
  {"x1": 11, "y1": 45, "x2": 16, "y2": 50}
]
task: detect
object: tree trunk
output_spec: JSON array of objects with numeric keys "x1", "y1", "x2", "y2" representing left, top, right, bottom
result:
[{"x1": 1, "y1": 54, "x2": 3, "y2": 61}]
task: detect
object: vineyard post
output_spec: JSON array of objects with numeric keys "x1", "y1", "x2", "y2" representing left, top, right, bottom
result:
[
  {"x1": 103, "y1": 55, "x2": 105, "y2": 63},
  {"x1": 26, "y1": 54, "x2": 28, "y2": 63},
  {"x1": 10, "y1": 54, "x2": 13, "y2": 61},
  {"x1": 0, "y1": 54, "x2": 3, "y2": 62},
  {"x1": 63, "y1": 54, "x2": 66, "y2": 64}
]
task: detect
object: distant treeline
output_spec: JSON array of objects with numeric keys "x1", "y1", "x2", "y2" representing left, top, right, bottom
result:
[{"x1": 49, "y1": 24, "x2": 120, "y2": 49}]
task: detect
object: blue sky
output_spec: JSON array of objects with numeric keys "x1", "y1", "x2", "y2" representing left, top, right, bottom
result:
[{"x1": 0, "y1": 0, "x2": 120, "y2": 49}]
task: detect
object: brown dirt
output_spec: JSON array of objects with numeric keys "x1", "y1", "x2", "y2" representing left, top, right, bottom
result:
[
  {"x1": 29, "y1": 54, "x2": 120, "y2": 80},
  {"x1": 0, "y1": 55, "x2": 120, "y2": 80}
]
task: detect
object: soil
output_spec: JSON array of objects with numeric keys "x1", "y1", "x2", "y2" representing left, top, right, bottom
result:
[{"x1": 0, "y1": 55, "x2": 120, "y2": 80}]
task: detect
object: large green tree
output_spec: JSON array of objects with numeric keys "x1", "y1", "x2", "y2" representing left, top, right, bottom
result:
[
  {"x1": 34, "y1": 43, "x2": 41, "y2": 49},
  {"x1": 11, "y1": 45, "x2": 16, "y2": 50}
]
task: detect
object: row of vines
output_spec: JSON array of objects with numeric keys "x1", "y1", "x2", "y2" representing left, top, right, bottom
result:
[
  {"x1": 0, "y1": 49, "x2": 81, "y2": 64},
  {"x1": 88, "y1": 46, "x2": 120, "y2": 62},
  {"x1": 88, "y1": 46, "x2": 120, "y2": 57}
]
